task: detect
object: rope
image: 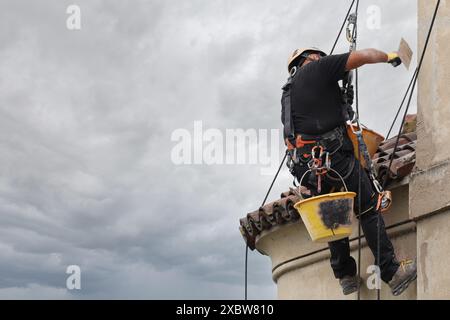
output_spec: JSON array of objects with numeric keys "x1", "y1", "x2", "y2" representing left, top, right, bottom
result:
[
  {"x1": 356, "y1": 68, "x2": 362, "y2": 301},
  {"x1": 244, "y1": 150, "x2": 287, "y2": 300},
  {"x1": 347, "y1": 0, "x2": 362, "y2": 301},
  {"x1": 261, "y1": 151, "x2": 288, "y2": 208},
  {"x1": 330, "y1": 0, "x2": 356, "y2": 55},
  {"x1": 383, "y1": 0, "x2": 441, "y2": 191},
  {"x1": 245, "y1": 244, "x2": 248, "y2": 300},
  {"x1": 386, "y1": 69, "x2": 418, "y2": 140}
]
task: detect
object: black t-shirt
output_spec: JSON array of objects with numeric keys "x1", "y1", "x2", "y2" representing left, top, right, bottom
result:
[{"x1": 289, "y1": 52, "x2": 350, "y2": 135}]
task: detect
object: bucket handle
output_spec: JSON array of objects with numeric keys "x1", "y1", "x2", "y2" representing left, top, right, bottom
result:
[{"x1": 297, "y1": 168, "x2": 349, "y2": 200}]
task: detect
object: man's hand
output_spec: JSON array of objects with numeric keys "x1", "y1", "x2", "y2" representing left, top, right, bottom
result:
[{"x1": 387, "y1": 52, "x2": 402, "y2": 67}]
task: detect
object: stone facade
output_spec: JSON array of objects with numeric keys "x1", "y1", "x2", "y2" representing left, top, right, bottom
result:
[{"x1": 411, "y1": 0, "x2": 450, "y2": 300}]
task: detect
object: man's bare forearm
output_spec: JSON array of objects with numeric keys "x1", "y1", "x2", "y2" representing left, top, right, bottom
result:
[
  {"x1": 346, "y1": 48, "x2": 389, "y2": 71},
  {"x1": 359, "y1": 48, "x2": 389, "y2": 64}
]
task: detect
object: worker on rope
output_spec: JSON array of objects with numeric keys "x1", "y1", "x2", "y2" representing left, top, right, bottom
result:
[{"x1": 281, "y1": 47, "x2": 417, "y2": 296}]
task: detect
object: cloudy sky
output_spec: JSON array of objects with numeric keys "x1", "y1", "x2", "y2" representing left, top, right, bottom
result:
[{"x1": 0, "y1": 0, "x2": 418, "y2": 299}]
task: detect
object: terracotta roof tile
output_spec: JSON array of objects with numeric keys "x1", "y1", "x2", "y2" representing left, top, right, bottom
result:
[
  {"x1": 373, "y1": 130, "x2": 417, "y2": 184},
  {"x1": 240, "y1": 192, "x2": 300, "y2": 249}
]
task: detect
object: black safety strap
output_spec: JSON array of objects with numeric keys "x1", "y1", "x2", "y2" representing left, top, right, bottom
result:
[{"x1": 282, "y1": 77, "x2": 296, "y2": 147}]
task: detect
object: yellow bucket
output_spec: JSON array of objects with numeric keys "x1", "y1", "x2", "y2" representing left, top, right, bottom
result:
[
  {"x1": 346, "y1": 125, "x2": 384, "y2": 168},
  {"x1": 294, "y1": 192, "x2": 356, "y2": 243}
]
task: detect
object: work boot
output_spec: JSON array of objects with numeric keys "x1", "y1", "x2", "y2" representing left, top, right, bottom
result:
[
  {"x1": 389, "y1": 259, "x2": 417, "y2": 296},
  {"x1": 339, "y1": 275, "x2": 362, "y2": 295}
]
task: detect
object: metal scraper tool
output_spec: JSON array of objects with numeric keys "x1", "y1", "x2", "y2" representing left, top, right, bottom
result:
[{"x1": 398, "y1": 38, "x2": 413, "y2": 70}]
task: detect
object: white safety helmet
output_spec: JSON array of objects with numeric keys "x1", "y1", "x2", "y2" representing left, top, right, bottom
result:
[{"x1": 287, "y1": 47, "x2": 327, "y2": 73}]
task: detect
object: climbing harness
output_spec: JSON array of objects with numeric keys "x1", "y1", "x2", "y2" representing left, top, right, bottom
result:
[{"x1": 285, "y1": 126, "x2": 345, "y2": 170}]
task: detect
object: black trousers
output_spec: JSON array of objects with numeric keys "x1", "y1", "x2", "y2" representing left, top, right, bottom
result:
[{"x1": 292, "y1": 136, "x2": 400, "y2": 283}]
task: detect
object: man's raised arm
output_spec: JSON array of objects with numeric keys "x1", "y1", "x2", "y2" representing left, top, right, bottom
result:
[{"x1": 346, "y1": 48, "x2": 402, "y2": 70}]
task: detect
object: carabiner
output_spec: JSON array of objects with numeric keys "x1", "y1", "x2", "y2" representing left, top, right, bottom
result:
[
  {"x1": 346, "y1": 13, "x2": 358, "y2": 52},
  {"x1": 346, "y1": 13, "x2": 357, "y2": 43},
  {"x1": 311, "y1": 146, "x2": 324, "y2": 159},
  {"x1": 372, "y1": 177, "x2": 383, "y2": 194},
  {"x1": 349, "y1": 119, "x2": 363, "y2": 135}
]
